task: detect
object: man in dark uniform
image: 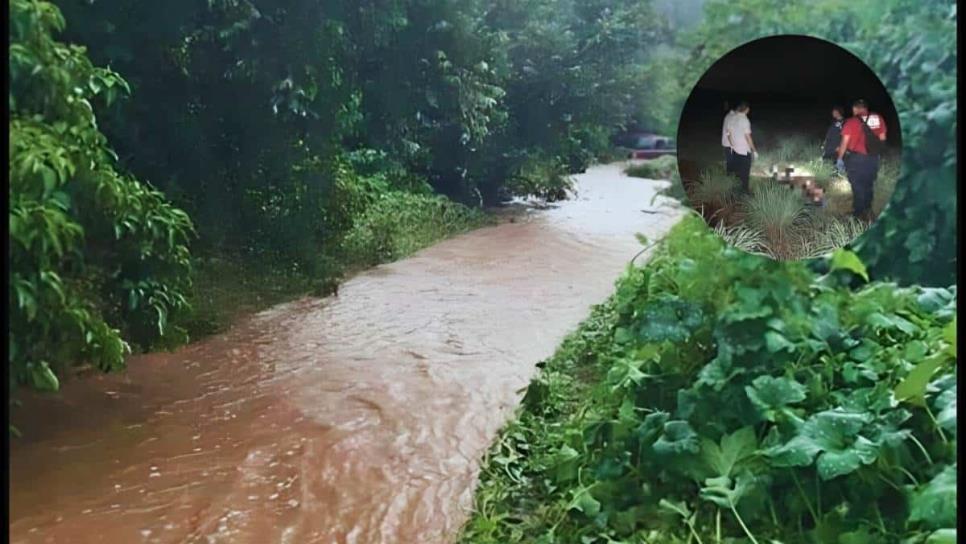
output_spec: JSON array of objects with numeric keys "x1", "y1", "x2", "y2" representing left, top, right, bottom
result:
[
  {"x1": 835, "y1": 99, "x2": 887, "y2": 221},
  {"x1": 822, "y1": 105, "x2": 845, "y2": 165}
]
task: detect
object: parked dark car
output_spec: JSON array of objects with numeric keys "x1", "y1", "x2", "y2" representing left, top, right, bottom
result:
[{"x1": 614, "y1": 132, "x2": 676, "y2": 159}]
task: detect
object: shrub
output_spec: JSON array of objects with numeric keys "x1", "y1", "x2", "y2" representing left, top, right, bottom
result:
[
  {"x1": 461, "y1": 215, "x2": 957, "y2": 543},
  {"x1": 776, "y1": 134, "x2": 819, "y2": 164},
  {"x1": 505, "y1": 153, "x2": 575, "y2": 202},
  {"x1": 624, "y1": 155, "x2": 678, "y2": 180},
  {"x1": 852, "y1": 3, "x2": 956, "y2": 285},
  {"x1": 340, "y1": 192, "x2": 488, "y2": 266},
  {"x1": 9, "y1": 0, "x2": 194, "y2": 393},
  {"x1": 560, "y1": 125, "x2": 613, "y2": 173}
]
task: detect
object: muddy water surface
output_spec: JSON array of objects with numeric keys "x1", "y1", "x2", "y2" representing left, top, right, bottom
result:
[{"x1": 10, "y1": 164, "x2": 682, "y2": 544}]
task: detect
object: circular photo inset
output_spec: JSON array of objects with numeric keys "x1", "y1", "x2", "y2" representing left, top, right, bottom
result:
[{"x1": 676, "y1": 35, "x2": 902, "y2": 261}]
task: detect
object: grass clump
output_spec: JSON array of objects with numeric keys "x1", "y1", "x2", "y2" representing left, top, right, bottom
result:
[
  {"x1": 802, "y1": 157, "x2": 837, "y2": 190},
  {"x1": 459, "y1": 215, "x2": 957, "y2": 544},
  {"x1": 712, "y1": 222, "x2": 765, "y2": 256},
  {"x1": 340, "y1": 191, "x2": 490, "y2": 267},
  {"x1": 624, "y1": 155, "x2": 678, "y2": 180},
  {"x1": 677, "y1": 128, "x2": 900, "y2": 260},
  {"x1": 797, "y1": 209, "x2": 869, "y2": 259},
  {"x1": 744, "y1": 183, "x2": 808, "y2": 260},
  {"x1": 690, "y1": 164, "x2": 738, "y2": 215}
]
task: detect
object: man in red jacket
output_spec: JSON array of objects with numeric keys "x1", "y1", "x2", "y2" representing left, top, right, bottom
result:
[{"x1": 835, "y1": 99, "x2": 887, "y2": 220}]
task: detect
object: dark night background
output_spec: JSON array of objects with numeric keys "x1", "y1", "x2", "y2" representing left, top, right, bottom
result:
[{"x1": 676, "y1": 35, "x2": 902, "y2": 183}]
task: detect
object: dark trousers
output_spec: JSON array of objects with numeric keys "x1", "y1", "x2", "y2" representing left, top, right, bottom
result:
[
  {"x1": 844, "y1": 152, "x2": 878, "y2": 217},
  {"x1": 727, "y1": 151, "x2": 752, "y2": 193},
  {"x1": 724, "y1": 146, "x2": 731, "y2": 166}
]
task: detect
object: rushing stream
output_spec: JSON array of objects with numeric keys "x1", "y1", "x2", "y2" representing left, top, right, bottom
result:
[{"x1": 9, "y1": 164, "x2": 682, "y2": 544}]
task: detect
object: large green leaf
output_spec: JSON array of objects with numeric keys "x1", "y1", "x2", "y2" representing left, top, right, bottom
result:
[
  {"x1": 745, "y1": 375, "x2": 806, "y2": 421},
  {"x1": 653, "y1": 420, "x2": 700, "y2": 456},
  {"x1": 894, "y1": 355, "x2": 945, "y2": 406},
  {"x1": 766, "y1": 409, "x2": 880, "y2": 479},
  {"x1": 829, "y1": 249, "x2": 869, "y2": 282},
  {"x1": 699, "y1": 426, "x2": 757, "y2": 478},
  {"x1": 908, "y1": 465, "x2": 957, "y2": 530}
]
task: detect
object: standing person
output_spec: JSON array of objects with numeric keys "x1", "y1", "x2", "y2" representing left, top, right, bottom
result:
[
  {"x1": 822, "y1": 105, "x2": 845, "y2": 165},
  {"x1": 835, "y1": 99, "x2": 887, "y2": 221},
  {"x1": 725, "y1": 101, "x2": 758, "y2": 194},
  {"x1": 721, "y1": 101, "x2": 736, "y2": 168}
]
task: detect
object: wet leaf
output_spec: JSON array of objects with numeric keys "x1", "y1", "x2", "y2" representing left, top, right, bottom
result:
[
  {"x1": 29, "y1": 361, "x2": 60, "y2": 392},
  {"x1": 700, "y1": 426, "x2": 757, "y2": 477},
  {"x1": 746, "y1": 375, "x2": 806, "y2": 418},
  {"x1": 653, "y1": 420, "x2": 700, "y2": 456},
  {"x1": 925, "y1": 529, "x2": 957, "y2": 544},
  {"x1": 894, "y1": 355, "x2": 945, "y2": 406},
  {"x1": 829, "y1": 249, "x2": 868, "y2": 281},
  {"x1": 909, "y1": 465, "x2": 957, "y2": 529}
]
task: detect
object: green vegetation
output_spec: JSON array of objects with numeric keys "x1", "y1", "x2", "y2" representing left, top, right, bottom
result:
[
  {"x1": 10, "y1": 0, "x2": 670, "y2": 394},
  {"x1": 9, "y1": 0, "x2": 194, "y2": 389},
  {"x1": 341, "y1": 192, "x2": 491, "y2": 267},
  {"x1": 461, "y1": 4, "x2": 957, "y2": 540},
  {"x1": 460, "y1": 216, "x2": 957, "y2": 544},
  {"x1": 624, "y1": 155, "x2": 679, "y2": 181},
  {"x1": 682, "y1": 138, "x2": 901, "y2": 261},
  {"x1": 9, "y1": 4, "x2": 959, "y2": 540},
  {"x1": 657, "y1": 0, "x2": 956, "y2": 285},
  {"x1": 689, "y1": 164, "x2": 737, "y2": 218}
]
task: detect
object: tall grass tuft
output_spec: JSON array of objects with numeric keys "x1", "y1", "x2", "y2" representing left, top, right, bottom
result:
[
  {"x1": 799, "y1": 209, "x2": 869, "y2": 259},
  {"x1": 745, "y1": 183, "x2": 807, "y2": 259},
  {"x1": 802, "y1": 157, "x2": 837, "y2": 190},
  {"x1": 691, "y1": 164, "x2": 738, "y2": 213},
  {"x1": 776, "y1": 135, "x2": 819, "y2": 164},
  {"x1": 713, "y1": 222, "x2": 764, "y2": 255}
]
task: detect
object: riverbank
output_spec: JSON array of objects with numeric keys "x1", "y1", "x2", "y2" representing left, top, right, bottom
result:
[
  {"x1": 176, "y1": 198, "x2": 494, "y2": 344},
  {"x1": 458, "y1": 214, "x2": 957, "y2": 543},
  {"x1": 59, "y1": 194, "x2": 492, "y2": 384},
  {"x1": 9, "y1": 164, "x2": 683, "y2": 543}
]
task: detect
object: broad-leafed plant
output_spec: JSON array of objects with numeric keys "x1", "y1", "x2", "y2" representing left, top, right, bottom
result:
[{"x1": 9, "y1": 0, "x2": 193, "y2": 395}]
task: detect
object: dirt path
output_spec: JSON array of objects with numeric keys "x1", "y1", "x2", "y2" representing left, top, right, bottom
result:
[{"x1": 9, "y1": 164, "x2": 683, "y2": 544}]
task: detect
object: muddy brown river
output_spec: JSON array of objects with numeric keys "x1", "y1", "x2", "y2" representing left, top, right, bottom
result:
[{"x1": 9, "y1": 164, "x2": 682, "y2": 544}]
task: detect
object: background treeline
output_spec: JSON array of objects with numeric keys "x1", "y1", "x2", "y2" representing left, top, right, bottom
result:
[{"x1": 9, "y1": 0, "x2": 672, "y2": 391}]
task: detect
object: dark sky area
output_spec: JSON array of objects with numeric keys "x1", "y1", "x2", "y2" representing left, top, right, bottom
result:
[{"x1": 676, "y1": 35, "x2": 901, "y2": 179}]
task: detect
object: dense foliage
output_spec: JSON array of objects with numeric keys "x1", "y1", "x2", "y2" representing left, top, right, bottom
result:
[
  {"x1": 9, "y1": 0, "x2": 194, "y2": 391},
  {"x1": 9, "y1": 0, "x2": 674, "y2": 394},
  {"x1": 53, "y1": 0, "x2": 668, "y2": 261},
  {"x1": 461, "y1": 216, "x2": 957, "y2": 543},
  {"x1": 660, "y1": 0, "x2": 957, "y2": 285}
]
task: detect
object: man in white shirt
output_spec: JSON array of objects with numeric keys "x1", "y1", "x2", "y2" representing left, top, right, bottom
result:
[
  {"x1": 724, "y1": 101, "x2": 758, "y2": 194},
  {"x1": 721, "y1": 101, "x2": 736, "y2": 168}
]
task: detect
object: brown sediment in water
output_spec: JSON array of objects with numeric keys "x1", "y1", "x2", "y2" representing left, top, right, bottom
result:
[{"x1": 9, "y1": 164, "x2": 682, "y2": 544}]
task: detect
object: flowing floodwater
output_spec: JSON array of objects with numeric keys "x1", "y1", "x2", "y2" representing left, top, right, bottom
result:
[{"x1": 9, "y1": 164, "x2": 682, "y2": 544}]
